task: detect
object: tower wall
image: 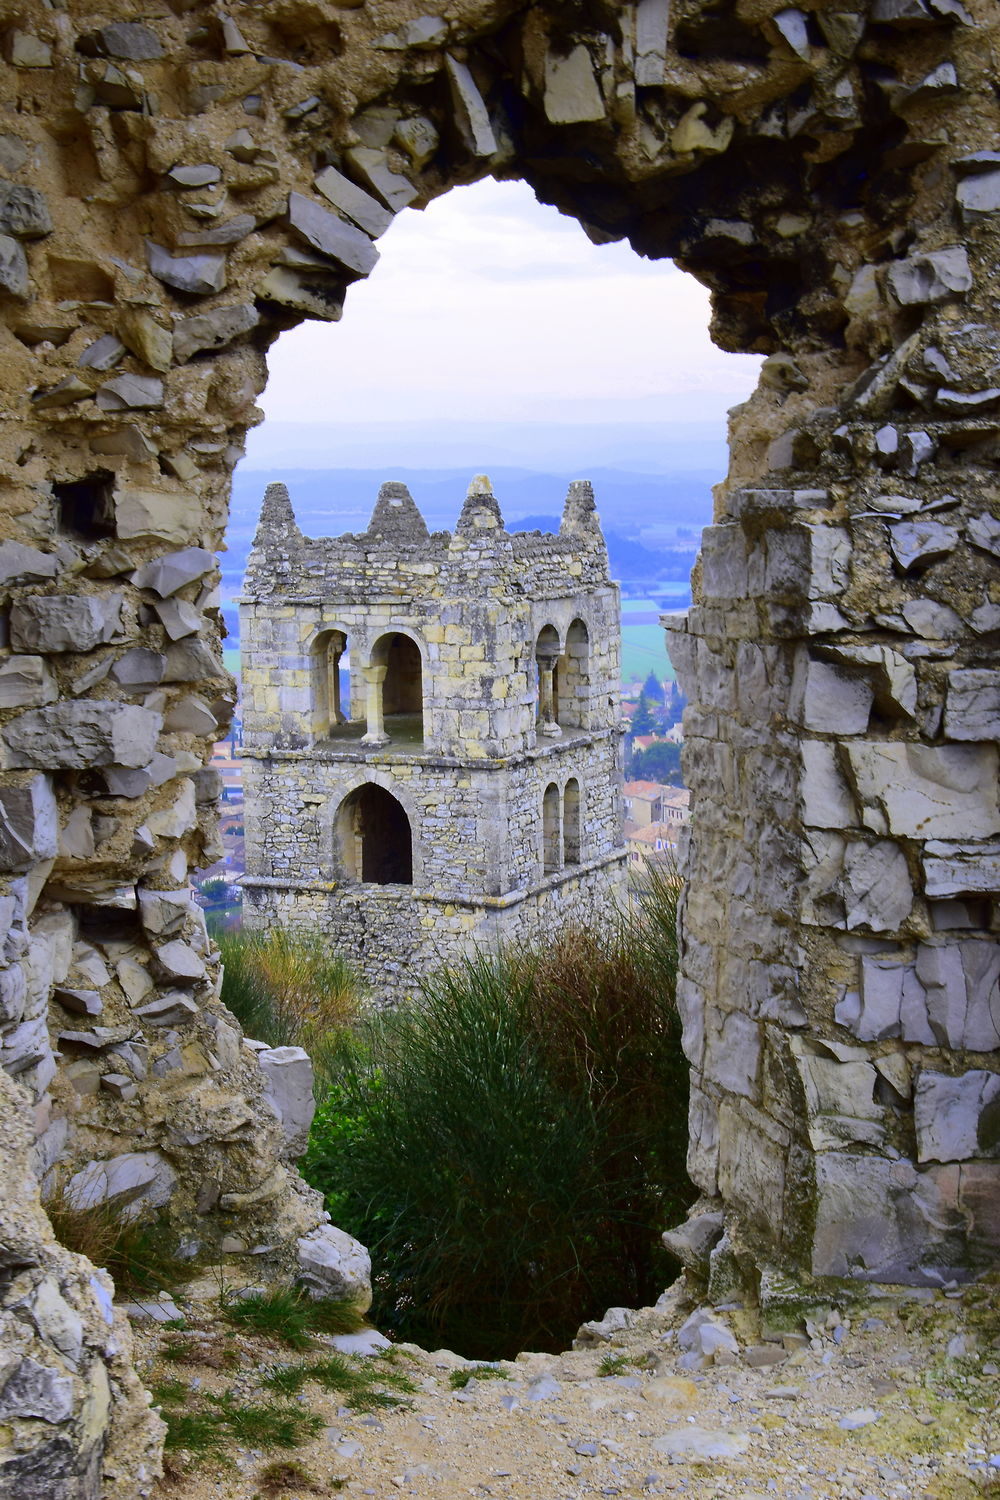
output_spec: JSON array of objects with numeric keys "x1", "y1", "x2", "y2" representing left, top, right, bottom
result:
[{"x1": 240, "y1": 479, "x2": 628, "y2": 1002}]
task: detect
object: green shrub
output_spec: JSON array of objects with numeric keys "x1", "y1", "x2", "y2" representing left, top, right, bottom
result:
[
  {"x1": 45, "y1": 1194, "x2": 189, "y2": 1298},
  {"x1": 216, "y1": 925, "x2": 364, "y2": 1097},
  {"x1": 304, "y1": 870, "x2": 691, "y2": 1359}
]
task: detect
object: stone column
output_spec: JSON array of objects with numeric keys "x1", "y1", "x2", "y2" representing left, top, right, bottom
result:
[
  {"x1": 328, "y1": 632, "x2": 347, "y2": 728},
  {"x1": 361, "y1": 664, "x2": 390, "y2": 745},
  {"x1": 537, "y1": 654, "x2": 561, "y2": 737}
]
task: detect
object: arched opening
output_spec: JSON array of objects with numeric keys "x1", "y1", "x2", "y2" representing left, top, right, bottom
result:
[
  {"x1": 336, "y1": 783, "x2": 413, "y2": 886},
  {"x1": 535, "y1": 625, "x2": 562, "y2": 739},
  {"x1": 542, "y1": 782, "x2": 561, "y2": 875},
  {"x1": 310, "y1": 628, "x2": 351, "y2": 740},
  {"x1": 363, "y1": 632, "x2": 424, "y2": 748},
  {"x1": 560, "y1": 620, "x2": 590, "y2": 731},
  {"x1": 563, "y1": 779, "x2": 581, "y2": 865}
]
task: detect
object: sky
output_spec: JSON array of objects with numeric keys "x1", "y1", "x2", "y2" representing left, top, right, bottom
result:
[{"x1": 246, "y1": 177, "x2": 763, "y2": 473}]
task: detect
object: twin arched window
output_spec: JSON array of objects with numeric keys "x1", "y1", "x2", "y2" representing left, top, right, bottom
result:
[
  {"x1": 311, "y1": 629, "x2": 424, "y2": 746},
  {"x1": 542, "y1": 777, "x2": 583, "y2": 874},
  {"x1": 535, "y1": 619, "x2": 590, "y2": 736}
]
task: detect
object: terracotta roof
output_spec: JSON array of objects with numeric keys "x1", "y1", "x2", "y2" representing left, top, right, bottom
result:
[
  {"x1": 622, "y1": 780, "x2": 666, "y2": 799},
  {"x1": 627, "y1": 821, "x2": 680, "y2": 846}
]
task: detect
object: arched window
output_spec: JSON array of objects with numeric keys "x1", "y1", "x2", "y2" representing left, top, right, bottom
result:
[
  {"x1": 542, "y1": 782, "x2": 561, "y2": 875},
  {"x1": 364, "y1": 632, "x2": 423, "y2": 746},
  {"x1": 535, "y1": 625, "x2": 561, "y2": 738},
  {"x1": 310, "y1": 629, "x2": 349, "y2": 739},
  {"x1": 560, "y1": 619, "x2": 590, "y2": 730},
  {"x1": 335, "y1": 783, "x2": 413, "y2": 885},
  {"x1": 563, "y1": 778, "x2": 581, "y2": 865}
]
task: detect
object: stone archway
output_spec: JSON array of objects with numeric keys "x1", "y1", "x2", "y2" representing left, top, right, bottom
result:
[{"x1": 0, "y1": 0, "x2": 998, "y2": 1485}]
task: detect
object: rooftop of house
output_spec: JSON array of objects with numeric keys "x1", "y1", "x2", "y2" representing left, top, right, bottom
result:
[
  {"x1": 627, "y1": 821, "x2": 681, "y2": 845},
  {"x1": 622, "y1": 780, "x2": 669, "y2": 801}
]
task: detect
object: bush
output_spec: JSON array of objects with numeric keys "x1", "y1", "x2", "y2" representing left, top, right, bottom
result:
[
  {"x1": 216, "y1": 925, "x2": 363, "y2": 1097},
  {"x1": 304, "y1": 869, "x2": 692, "y2": 1359},
  {"x1": 45, "y1": 1193, "x2": 189, "y2": 1297}
]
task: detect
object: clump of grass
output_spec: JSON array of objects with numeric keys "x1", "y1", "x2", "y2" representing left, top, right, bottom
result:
[
  {"x1": 262, "y1": 1353, "x2": 415, "y2": 1411},
  {"x1": 45, "y1": 1192, "x2": 190, "y2": 1297},
  {"x1": 304, "y1": 866, "x2": 692, "y2": 1359},
  {"x1": 153, "y1": 1380, "x2": 323, "y2": 1463},
  {"x1": 449, "y1": 1365, "x2": 508, "y2": 1390},
  {"x1": 216, "y1": 925, "x2": 364, "y2": 1096},
  {"x1": 258, "y1": 1459, "x2": 321, "y2": 1495},
  {"x1": 597, "y1": 1354, "x2": 634, "y2": 1377},
  {"x1": 221, "y1": 1286, "x2": 366, "y2": 1350}
]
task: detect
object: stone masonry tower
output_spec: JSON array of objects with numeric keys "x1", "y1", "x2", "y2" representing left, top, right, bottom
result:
[{"x1": 239, "y1": 476, "x2": 627, "y2": 999}]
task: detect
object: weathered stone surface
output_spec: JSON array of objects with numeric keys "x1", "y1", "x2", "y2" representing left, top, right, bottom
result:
[
  {"x1": 0, "y1": 233, "x2": 27, "y2": 297},
  {"x1": 10, "y1": 595, "x2": 116, "y2": 654},
  {"x1": 652, "y1": 1428, "x2": 750, "y2": 1461},
  {"x1": 0, "y1": 1358, "x2": 72, "y2": 1423},
  {"x1": 64, "y1": 1151, "x2": 176, "y2": 1219},
  {"x1": 888, "y1": 247, "x2": 972, "y2": 305},
  {"x1": 889, "y1": 519, "x2": 959, "y2": 571},
  {"x1": 258, "y1": 1045, "x2": 315, "y2": 1157},
  {"x1": 133, "y1": 992, "x2": 199, "y2": 1026},
  {"x1": 0, "y1": 181, "x2": 51, "y2": 240},
  {"x1": 544, "y1": 45, "x2": 606, "y2": 125},
  {"x1": 345, "y1": 147, "x2": 420, "y2": 211},
  {"x1": 115, "y1": 488, "x2": 194, "y2": 543},
  {"x1": 914, "y1": 1069, "x2": 1000, "y2": 1162},
  {"x1": 146, "y1": 241, "x2": 227, "y2": 295},
  {"x1": 95, "y1": 373, "x2": 164, "y2": 412},
  {"x1": 802, "y1": 660, "x2": 872, "y2": 733},
  {"x1": 95, "y1": 22, "x2": 163, "y2": 60},
  {"x1": 132, "y1": 547, "x2": 214, "y2": 598},
  {"x1": 0, "y1": 655, "x2": 55, "y2": 708},
  {"x1": 173, "y1": 303, "x2": 259, "y2": 362},
  {"x1": 4, "y1": 703, "x2": 161, "y2": 770},
  {"x1": 0, "y1": 776, "x2": 59, "y2": 871},
  {"x1": 845, "y1": 742, "x2": 1000, "y2": 839},
  {"x1": 286, "y1": 192, "x2": 379, "y2": 277},
  {"x1": 945, "y1": 669, "x2": 1000, "y2": 739},
  {"x1": 0, "y1": 541, "x2": 57, "y2": 587},
  {"x1": 296, "y1": 1224, "x2": 372, "y2": 1309},
  {"x1": 313, "y1": 166, "x2": 394, "y2": 237}
]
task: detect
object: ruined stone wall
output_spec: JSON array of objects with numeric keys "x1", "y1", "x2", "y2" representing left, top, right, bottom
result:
[{"x1": 0, "y1": 0, "x2": 997, "y2": 1487}]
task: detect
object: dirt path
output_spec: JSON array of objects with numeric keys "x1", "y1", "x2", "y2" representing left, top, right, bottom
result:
[{"x1": 134, "y1": 1278, "x2": 998, "y2": 1500}]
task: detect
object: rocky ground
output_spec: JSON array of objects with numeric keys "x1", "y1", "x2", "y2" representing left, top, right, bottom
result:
[{"x1": 129, "y1": 1274, "x2": 1000, "y2": 1500}]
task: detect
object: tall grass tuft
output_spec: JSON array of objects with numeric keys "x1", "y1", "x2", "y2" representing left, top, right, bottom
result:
[
  {"x1": 216, "y1": 925, "x2": 363, "y2": 1097},
  {"x1": 304, "y1": 868, "x2": 691, "y2": 1359},
  {"x1": 45, "y1": 1192, "x2": 189, "y2": 1297}
]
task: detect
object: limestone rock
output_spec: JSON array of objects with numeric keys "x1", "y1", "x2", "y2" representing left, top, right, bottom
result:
[
  {"x1": 146, "y1": 241, "x2": 227, "y2": 296},
  {"x1": 4, "y1": 703, "x2": 161, "y2": 770},
  {"x1": 64, "y1": 1151, "x2": 176, "y2": 1219},
  {"x1": 173, "y1": 303, "x2": 259, "y2": 363},
  {"x1": 914, "y1": 1069, "x2": 1000, "y2": 1161},
  {"x1": 313, "y1": 167, "x2": 394, "y2": 237},
  {"x1": 115, "y1": 487, "x2": 195, "y2": 544},
  {"x1": 286, "y1": 193, "x2": 379, "y2": 277},
  {"x1": 258, "y1": 1045, "x2": 315, "y2": 1157},
  {"x1": 344, "y1": 147, "x2": 419, "y2": 212},
  {"x1": 651, "y1": 1427, "x2": 750, "y2": 1461},
  {"x1": 0, "y1": 1358, "x2": 73, "y2": 1423},
  {"x1": 0, "y1": 776, "x2": 60, "y2": 871},
  {"x1": 132, "y1": 547, "x2": 214, "y2": 598},
  {"x1": 0, "y1": 182, "x2": 52, "y2": 240},
  {"x1": 0, "y1": 541, "x2": 58, "y2": 586},
  {"x1": 296, "y1": 1224, "x2": 372, "y2": 1310},
  {"x1": 10, "y1": 594, "x2": 117, "y2": 653},
  {"x1": 543, "y1": 46, "x2": 606, "y2": 125},
  {"x1": 0, "y1": 656, "x2": 56, "y2": 708},
  {"x1": 887, "y1": 247, "x2": 972, "y2": 305},
  {"x1": 96, "y1": 374, "x2": 164, "y2": 412},
  {"x1": 845, "y1": 742, "x2": 1000, "y2": 839},
  {"x1": 0, "y1": 233, "x2": 28, "y2": 297},
  {"x1": 945, "y1": 669, "x2": 1000, "y2": 740}
]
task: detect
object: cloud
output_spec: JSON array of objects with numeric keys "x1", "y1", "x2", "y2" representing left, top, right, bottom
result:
[{"x1": 260, "y1": 177, "x2": 761, "y2": 428}]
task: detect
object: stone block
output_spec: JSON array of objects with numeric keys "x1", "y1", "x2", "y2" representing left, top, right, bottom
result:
[
  {"x1": 0, "y1": 541, "x2": 58, "y2": 587},
  {"x1": 0, "y1": 1358, "x2": 72, "y2": 1423},
  {"x1": 888, "y1": 247, "x2": 972, "y2": 305},
  {"x1": 286, "y1": 192, "x2": 379, "y2": 277},
  {"x1": 889, "y1": 518, "x2": 958, "y2": 571},
  {"x1": 0, "y1": 774, "x2": 58, "y2": 873},
  {"x1": 314, "y1": 166, "x2": 393, "y2": 237},
  {"x1": 64, "y1": 1150, "x2": 176, "y2": 1220},
  {"x1": 800, "y1": 741, "x2": 855, "y2": 828},
  {"x1": 790, "y1": 1038, "x2": 884, "y2": 1150},
  {"x1": 133, "y1": 992, "x2": 199, "y2": 1026},
  {"x1": 842, "y1": 839, "x2": 913, "y2": 932},
  {"x1": 662, "y1": 1207, "x2": 724, "y2": 1271},
  {"x1": 173, "y1": 303, "x2": 259, "y2": 362},
  {"x1": 138, "y1": 889, "x2": 195, "y2": 936},
  {"x1": 10, "y1": 595, "x2": 117, "y2": 654},
  {"x1": 812, "y1": 1153, "x2": 963, "y2": 1282},
  {"x1": 0, "y1": 233, "x2": 27, "y2": 297},
  {"x1": 154, "y1": 940, "x2": 206, "y2": 981},
  {"x1": 258, "y1": 1045, "x2": 315, "y2": 1157},
  {"x1": 914, "y1": 1069, "x2": 1000, "y2": 1162},
  {"x1": 924, "y1": 841, "x2": 1000, "y2": 897},
  {"x1": 4, "y1": 703, "x2": 161, "y2": 770},
  {"x1": 845, "y1": 741, "x2": 1000, "y2": 839},
  {"x1": 635, "y1": 0, "x2": 670, "y2": 84},
  {"x1": 802, "y1": 660, "x2": 871, "y2": 733},
  {"x1": 133, "y1": 546, "x2": 214, "y2": 598},
  {"x1": 95, "y1": 373, "x2": 164, "y2": 411},
  {"x1": 0, "y1": 181, "x2": 51, "y2": 240},
  {"x1": 115, "y1": 488, "x2": 196, "y2": 544},
  {"x1": 296, "y1": 1224, "x2": 372, "y2": 1310},
  {"x1": 145, "y1": 240, "x2": 226, "y2": 295},
  {"x1": 543, "y1": 45, "x2": 605, "y2": 124},
  {"x1": 163, "y1": 694, "x2": 218, "y2": 735},
  {"x1": 915, "y1": 941, "x2": 1000, "y2": 1050},
  {"x1": 945, "y1": 669, "x2": 1000, "y2": 740},
  {"x1": 111, "y1": 648, "x2": 166, "y2": 690}
]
